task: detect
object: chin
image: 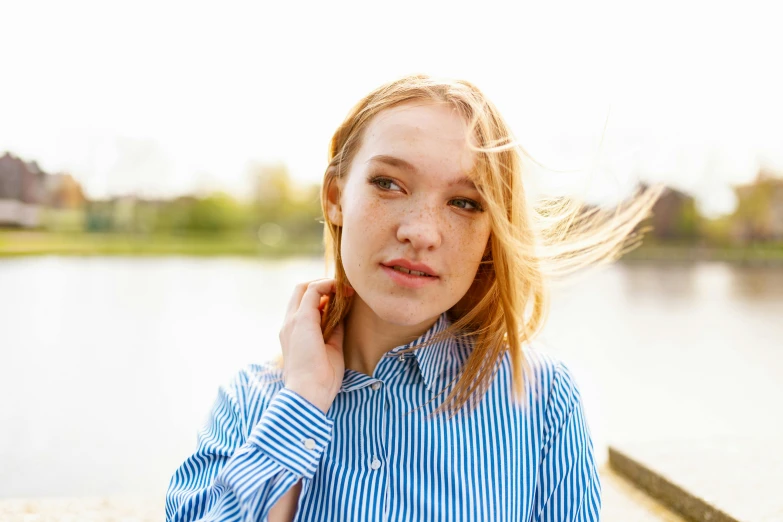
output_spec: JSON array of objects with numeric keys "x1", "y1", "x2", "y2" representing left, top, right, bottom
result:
[{"x1": 362, "y1": 294, "x2": 445, "y2": 327}]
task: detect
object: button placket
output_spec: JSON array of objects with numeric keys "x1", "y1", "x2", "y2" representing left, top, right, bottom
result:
[{"x1": 365, "y1": 372, "x2": 388, "y2": 475}]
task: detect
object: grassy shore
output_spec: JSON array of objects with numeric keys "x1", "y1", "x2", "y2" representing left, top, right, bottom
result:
[
  {"x1": 622, "y1": 242, "x2": 783, "y2": 265},
  {"x1": 2, "y1": 231, "x2": 783, "y2": 265},
  {"x1": 0, "y1": 230, "x2": 322, "y2": 258}
]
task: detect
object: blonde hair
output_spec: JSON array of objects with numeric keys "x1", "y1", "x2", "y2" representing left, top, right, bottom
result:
[{"x1": 320, "y1": 74, "x2": 663, "y2": 417}]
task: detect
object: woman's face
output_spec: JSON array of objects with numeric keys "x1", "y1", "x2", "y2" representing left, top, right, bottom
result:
[{"x1": 327, "y1": 101, "x2": 492, "y2": 326}]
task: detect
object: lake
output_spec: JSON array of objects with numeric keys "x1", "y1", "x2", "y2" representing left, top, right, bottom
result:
[{"x1": 1, "y1": 257, "x2": 781, "y2": 499}]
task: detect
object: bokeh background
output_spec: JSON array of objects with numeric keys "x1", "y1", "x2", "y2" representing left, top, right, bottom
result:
[{"x1": 1, "y1": 1, "x2": 781, "y2": 520}]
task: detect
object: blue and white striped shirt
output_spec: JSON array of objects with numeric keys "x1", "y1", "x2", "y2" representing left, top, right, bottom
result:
[{"x1": 166, "y1": 313, "x2": 601, "y2": 521}]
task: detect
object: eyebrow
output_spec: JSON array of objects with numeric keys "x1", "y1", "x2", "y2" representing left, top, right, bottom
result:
[{"x1": 367, "y1": 154, "x2": 479, "y2": 191}]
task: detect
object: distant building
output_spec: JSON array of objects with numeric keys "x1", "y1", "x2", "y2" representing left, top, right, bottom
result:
[
  {"x1": 0, "y1": 152, "x2": 90, "y2": 229},
  {"x1": 0, "y1": 152, "x2": 47, "y2": 227},
  {"x1": 645, "y1": 187, "x2": 700, "y2": 241},
  {"x1": 84, "y1": 196, "x2": 163, "y2": 233}
]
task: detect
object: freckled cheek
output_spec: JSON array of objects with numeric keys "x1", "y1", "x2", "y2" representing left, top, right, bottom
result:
[
  {"x1": 343, "y1": 200, "x2": 397, "y2": 247},
  {"x1": 444, "y1": 218, "x2": 490, "y2": 264}
]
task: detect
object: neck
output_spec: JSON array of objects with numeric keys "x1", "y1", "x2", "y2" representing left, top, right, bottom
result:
[{"x1": 342, "y1": 297, "x2": 439, "y2": 376}]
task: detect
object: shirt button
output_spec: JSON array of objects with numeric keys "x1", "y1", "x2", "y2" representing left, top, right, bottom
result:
[
  {"x1": 370, "y1": 458, "x2": 382, "y2": 470},
  {"x1": 370, "y1": 382, "x2": 382, "y2": 391},
  {"x1": 302, "y1": 438, "x2": 316, "y2": 450},
  {"x1": 398, "y1": 354, "x2": 405, "y2": 362}
]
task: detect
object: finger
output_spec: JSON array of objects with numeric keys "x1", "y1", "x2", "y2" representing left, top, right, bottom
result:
[
  {"x1": 286, "y1": 284, "x2": 308, "y2": 317},
  {"x1": 299, "y1": 279, "x2": 339, "y2": 317},
  {"x1": 286, "y1": 278, "x2": 329, "y2": 316}
]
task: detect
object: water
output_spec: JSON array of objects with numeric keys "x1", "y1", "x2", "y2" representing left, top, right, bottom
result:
[{"x1": 1, "y1": 257, "x2": 781, "y2": 499}]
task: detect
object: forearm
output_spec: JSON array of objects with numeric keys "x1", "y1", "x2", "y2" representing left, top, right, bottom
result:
[{"x1": 166, "y1": 388, "x2": 333, "y2": 522}]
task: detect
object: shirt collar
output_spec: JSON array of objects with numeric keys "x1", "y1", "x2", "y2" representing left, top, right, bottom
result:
[
  {"x1": 339, "y1": 312, "x2": 459, "y2": 394},
  {"x1": 384, "y1": 312, "x2": 459, "y2": 393}
]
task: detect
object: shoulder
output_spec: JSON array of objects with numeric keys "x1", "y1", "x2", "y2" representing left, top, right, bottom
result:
[
  {"x1": 449, "y1": 333, "x2": 583, "y2": 411},
  {"x1": 497, "y1": 341, "x2": 586, "y2": 416},
  {"x1": 517, "y1": 343, "x2": 592, "y2": 449},
  {"x1": 220, "y1": 360, "x2": 285, "y2": 438}
]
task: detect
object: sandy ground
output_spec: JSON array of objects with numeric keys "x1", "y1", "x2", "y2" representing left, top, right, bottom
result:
[{"x1": 0, "y1": 495, "x2": 165, "y2": 522}]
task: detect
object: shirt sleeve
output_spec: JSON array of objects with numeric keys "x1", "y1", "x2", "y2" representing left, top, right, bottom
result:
[
  {"x1": 165, "y1": 375, "x2": 334, "y2": 522},
  {"x1": 532, "y1": 362, "x2": 602, "y2": 522}
]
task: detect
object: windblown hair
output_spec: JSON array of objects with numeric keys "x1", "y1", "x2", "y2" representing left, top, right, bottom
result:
[{"x1": 319, "y1": 74, "x2": 663, "y2": 417}]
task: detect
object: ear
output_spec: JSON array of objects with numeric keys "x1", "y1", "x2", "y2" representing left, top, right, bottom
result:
[{"x1": 325, "y1": 175, "x2": 343, "y2": 226}]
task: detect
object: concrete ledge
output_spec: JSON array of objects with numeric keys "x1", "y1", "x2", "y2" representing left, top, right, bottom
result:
[{"x1": 608, "y1": 446, "x2": 739, "y2": 522}]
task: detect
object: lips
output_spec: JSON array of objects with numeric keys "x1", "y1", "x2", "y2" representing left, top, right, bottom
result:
[
  {"x1": 387, "y1": 265, "x2": 434, "y2": 277},
  {"x1": 382, "y1": 259, "x2": 438, "y2": 277},
  {"x1": 380, "y1": 259, "x2": 439, "y2": 289}
]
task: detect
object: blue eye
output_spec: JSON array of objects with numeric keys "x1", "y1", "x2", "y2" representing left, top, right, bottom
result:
[
  {"x1": 371, "y1": 177, "x2": 401, "y2": 191},
  {"x1": 450, "y1": 198, "x2": 483, "y2": 212}
]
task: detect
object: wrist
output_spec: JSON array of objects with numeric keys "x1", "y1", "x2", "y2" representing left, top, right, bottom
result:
[{"x1": 285, "y1": 384, "x2": 333, "y2": 415}]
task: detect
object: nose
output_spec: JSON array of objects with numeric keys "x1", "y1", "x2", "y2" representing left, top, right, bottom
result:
[{"x1": 396, "y1": 203, "x2": 443, "y2": 251}]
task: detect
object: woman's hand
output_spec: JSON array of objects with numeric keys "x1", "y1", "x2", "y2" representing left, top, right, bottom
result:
[{"x1": 279, "y1": 278, "x2": 353, "y2": 414}]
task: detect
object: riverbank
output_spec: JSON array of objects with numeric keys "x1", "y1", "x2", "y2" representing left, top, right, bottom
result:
[
  {"x1": 2, "y1": 231, "x2": 783, "y2": 265},
  {"x1": 0, "y1": 231, "x2": 321, "y2": 258},
  {"x1": 621, "y1": 243, "x2": 783, "y2": 265}
]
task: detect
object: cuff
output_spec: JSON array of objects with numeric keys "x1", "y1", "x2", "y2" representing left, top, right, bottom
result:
[{"x1": 248, "y1": 388, "x2": 334, "y2": 479}]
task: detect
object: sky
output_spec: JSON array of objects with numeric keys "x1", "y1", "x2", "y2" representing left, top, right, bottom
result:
[{"x1": 1, "y1": 0, "x2": 781, "y2": 217}]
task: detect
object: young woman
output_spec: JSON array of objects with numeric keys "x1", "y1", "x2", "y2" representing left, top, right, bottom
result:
[{"x1": 166, "y1": 75, "x2": 660, "y2": 521}]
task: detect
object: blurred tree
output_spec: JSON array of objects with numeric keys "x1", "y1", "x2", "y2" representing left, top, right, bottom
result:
[
  {"x1": 41, "y1": 172, "x2": 88, "y2": 232},
  {"x1": 126, "y1": 194, "x2": 250, "y2": 235},
  {"x1": 47, "y1": 173, "x2": 86, "y2": 209},
  {"x1": 152, "y1": 196, "x2": 196, "y2": 233},
  {"x1": 250, "y1": 162, "x2": 292, "y2": 206},
  {"x1": 247, "y1": 162, "x2": 323, "y2": 243},
  {"x1": 184, "y1": 193, "x2": 251, "y2": 234},
  {"x1": 731, "y1": 169, "x2": 783, "y2": 243}
]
